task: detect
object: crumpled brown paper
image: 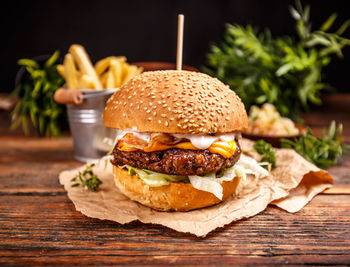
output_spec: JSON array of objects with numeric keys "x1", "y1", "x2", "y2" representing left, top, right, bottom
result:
[{"x1": 59, "y1": 139, "x2": 333, "y2": 237}]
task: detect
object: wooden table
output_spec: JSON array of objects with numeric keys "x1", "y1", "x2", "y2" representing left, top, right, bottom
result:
[{"x1": 1, "y1": 94, "x2": 349, "y2": 265}]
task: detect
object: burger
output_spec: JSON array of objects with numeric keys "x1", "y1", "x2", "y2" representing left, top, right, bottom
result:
[{"x1": 103, "y1": 70, "x2": 255, "y2": 211}]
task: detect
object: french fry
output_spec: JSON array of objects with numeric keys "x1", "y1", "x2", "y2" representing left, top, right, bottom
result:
[
  {"x1": 79, "y1": 74, "x2": 95, "y2": 89},
  {"x1": 57, "y1": 64, "x2": 65, "y2": 78},
  {"x1": 100, "y1": 72, "x2": 108, "y2": 88},
  {"x1": 110, "y1": 59, "x2": 123, "y2": 87},
  {"x1": 61, "y1": 44, "x2": 143, "y2": 90},
  {"x1": 120, "y1": 62, "x2": 130, "y2": 85},
  {"x1": 123, "y1": 65, "x2": 139, "y2": 84},
  {"x1": 95, "y1": 56, "x2": 126, "y2": 76},
  {"x1": 136, "y1": 66, "x2": 143, "y2": 76},
  {"x1": 105, "y1": 70, "x2": 115, "y2": 88},
  {"x1": 63, "y1": 53, "x2": 79, "y2": 89},
  {"x1": 69, "y1": 44, "x2": 102, "y2": 89}
]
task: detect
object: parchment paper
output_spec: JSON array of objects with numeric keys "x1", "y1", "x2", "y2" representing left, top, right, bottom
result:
[{"x1": 59, "y1": 139, "x2": 333, "y2": 237}]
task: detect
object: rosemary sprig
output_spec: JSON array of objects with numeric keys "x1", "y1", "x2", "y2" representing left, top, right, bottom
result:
[{"x1": 71, "y1": 163, "x2": 102, "y2": 191}]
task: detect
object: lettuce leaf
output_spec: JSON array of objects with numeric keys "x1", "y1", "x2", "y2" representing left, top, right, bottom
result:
[
  {"x1": 126, "y1": 165, "x2": 188, "y2": 187},
  {"x1": 189, "y1": 154, "x2": 268, "y2": 199},
  {"x1": 121, "y1": 154, "x2": 268, "y2": 200}
]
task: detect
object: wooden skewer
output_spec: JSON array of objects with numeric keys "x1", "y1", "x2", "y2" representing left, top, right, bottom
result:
[{"x1": 176, "y1": 14, "x2": 184, "y2": 71}]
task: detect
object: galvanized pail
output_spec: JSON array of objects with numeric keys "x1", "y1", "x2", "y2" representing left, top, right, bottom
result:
[{"x1": 66, "y1": 89, "x2": 116, "y2": 162}]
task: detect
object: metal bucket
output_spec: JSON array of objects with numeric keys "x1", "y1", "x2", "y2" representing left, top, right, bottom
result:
[{"x1": 66, "y1": 89, "x2": 116, "y2": 162}]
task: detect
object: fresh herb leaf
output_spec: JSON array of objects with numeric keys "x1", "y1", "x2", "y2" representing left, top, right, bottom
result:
[
  {"x1": 280, "y1": 121, "x2": 347, "y2": 169},
  {"x1": 71, "y1": 163, "x2": 102, "y2": 191},
  {"x1": 253, "y1": 140, "x2": 276, "y2": 170},
  {"x1": 204, "y1": 0, "x2": 350, "y2": 120}
]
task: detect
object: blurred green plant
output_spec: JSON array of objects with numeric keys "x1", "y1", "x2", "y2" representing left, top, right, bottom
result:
[
  {"x1": 281, "y1": 121, "x2": 349, "y2": 169},
  {"x1": 11, "y1": 51, "x2": 66, "y2": 137},
  {"x1": 204, "y1": 0, "x2": 350, "y2": 120},
  {"x1": 253, "y1": 139, "x2": 276, "y2": 170}
]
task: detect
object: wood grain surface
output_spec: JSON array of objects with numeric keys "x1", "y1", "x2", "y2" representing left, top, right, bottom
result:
[{"x1": 0, "y1": 94, "x2": 349, "y2": 265}]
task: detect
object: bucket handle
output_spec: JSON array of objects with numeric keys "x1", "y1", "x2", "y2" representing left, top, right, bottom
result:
[
  {"x1": 54, "y1": 88, "x2": 116, "y2": 105},
  {"x1": 54, "y1": 88, "x2": 83, "y2": 105}
]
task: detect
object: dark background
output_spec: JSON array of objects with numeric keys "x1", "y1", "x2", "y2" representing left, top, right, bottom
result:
[{"x1": 2, "y1": 0, "x2": 350, "y2": 93}]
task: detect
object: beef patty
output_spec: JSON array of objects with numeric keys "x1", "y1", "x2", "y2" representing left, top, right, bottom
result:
[{"x1": 111, "y1": 140, "x2": 241, "y2": 176}]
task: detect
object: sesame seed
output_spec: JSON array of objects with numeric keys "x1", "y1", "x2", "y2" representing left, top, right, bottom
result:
[
  {"x1": 165, "y1": 121, "x2": 169, "y2": 127},
  {"x1": 161, "y1": 114, "x2": 166, "y2": 118},
  {"x1": 158, "y1": 120, "x2": 162, "y2": 124},
  {"x1": 148, "y1": 117, "x2": 152, "y2": 121}
]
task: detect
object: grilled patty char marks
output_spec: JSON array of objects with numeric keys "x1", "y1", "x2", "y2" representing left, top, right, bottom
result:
[{"x1": 112, "y1": 140, "x2": 241, "y2": 176}]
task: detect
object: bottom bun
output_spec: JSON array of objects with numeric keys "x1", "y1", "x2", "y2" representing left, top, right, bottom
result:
[{"x1": 113, "y1": 166, "x2": 240, "y2": 211}]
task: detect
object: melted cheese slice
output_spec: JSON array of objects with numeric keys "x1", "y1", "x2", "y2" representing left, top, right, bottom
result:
[{"x1": 117, "y1": 137, "x2": 237, "y2": 158}]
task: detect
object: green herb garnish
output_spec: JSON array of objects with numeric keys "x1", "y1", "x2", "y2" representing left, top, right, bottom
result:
[
  {"x1": 11, "y1": 51, "x2": 66, "y2": 137},
  {"x1": 253, "y1": 140, "x2": 276, "y2": 170},
  {"x1": 204, "y1": 0, "x2": 350, "y2": 120},
  {"x1": 71, "y1": 163, "x2": 102, "y2": 191},
  {"x1": 280, "y1": 121, "x2": 348, "y2": 169}
]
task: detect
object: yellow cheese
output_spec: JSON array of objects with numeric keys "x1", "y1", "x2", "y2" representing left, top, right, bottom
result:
[{"x1": 118, "y1": 139, "x2": 237, "y2": 158}]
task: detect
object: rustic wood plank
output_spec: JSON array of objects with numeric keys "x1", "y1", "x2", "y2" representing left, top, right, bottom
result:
[
  {"x1": 323, "y1": 186, "x2": 350, "y2": 194},
  {"x1": 0, "y1": 194, "x2": 349, "y2": 265},
  {"x1": 0, "y1": 187, "x2": 65, "y2": 194},
  {"x1": 0, "y1": 255, "x2": 349, "y2": 266}
]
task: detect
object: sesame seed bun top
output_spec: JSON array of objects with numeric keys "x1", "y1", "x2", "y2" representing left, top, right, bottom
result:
[{"x1": 103, "y1": 70, "x2": 248, "y2": 134}]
